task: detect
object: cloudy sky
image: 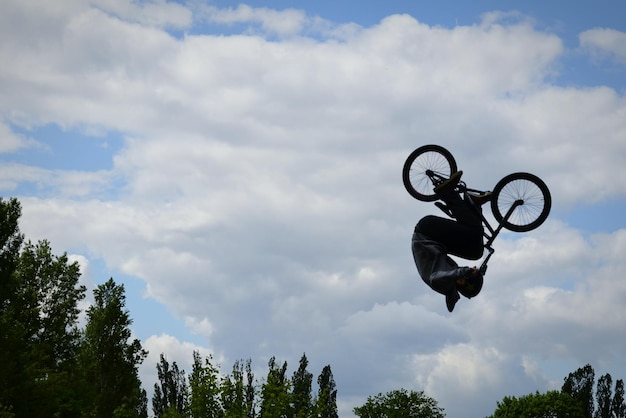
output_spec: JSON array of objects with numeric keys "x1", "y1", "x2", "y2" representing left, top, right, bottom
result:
[{"x1": 2, "y1": 0, "x2": 626, "y2": 416}]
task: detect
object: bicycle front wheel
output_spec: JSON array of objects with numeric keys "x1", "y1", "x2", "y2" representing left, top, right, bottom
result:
[
  {"x1": 402, "y1": 145, "x2": 457, "y2": 201},
  {"x1": 491, "y1": 172, "x2": 551, "y2": 232}
]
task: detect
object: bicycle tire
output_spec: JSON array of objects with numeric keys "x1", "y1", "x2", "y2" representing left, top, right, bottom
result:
[
  {"x1": 491, "y1": 172, "x2": 551, "y2": 232},
  {"x1": 402, "y1": 145, "x2": 457, "y2": 201}
]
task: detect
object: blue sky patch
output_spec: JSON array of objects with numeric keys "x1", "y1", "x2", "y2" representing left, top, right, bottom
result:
[
  {"x1": 4, "y1": 123, "x2": 124, "y2": 172},
  {"x1": 560, "y1": 197, "x2": 626, "y2": 233}
]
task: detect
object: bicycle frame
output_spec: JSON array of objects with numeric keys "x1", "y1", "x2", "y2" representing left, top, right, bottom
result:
[
  {"x1": 475, "y1": 193, "x2": 523, "y2": 275},
  {"x1": 426, "y1": 170, "x2": 523, "y2": 275}
]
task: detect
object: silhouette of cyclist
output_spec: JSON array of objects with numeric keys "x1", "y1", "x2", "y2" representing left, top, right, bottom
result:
[{"x1": 412, "y1": 171, "x2": 491, "y2": 312}]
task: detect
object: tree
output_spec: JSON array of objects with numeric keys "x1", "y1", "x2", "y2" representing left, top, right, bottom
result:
[
  {"x1": 612, "y1": 379, "x2": 625, "y2": 418},
  {"x1": 137, "y1": 390, "x2": 149, "y2": 418},
  {"x1": 222, "y1": 359, "x2": 248, "y2": 418},
  {"x1": 14, "y1": 240, "x2": 87, "y2": 416},
  {"x1": 153, "y1": 354, "x2": 188, "y2": 417},
  {"x1": 354, "y1": 389, "x2": 444, "y2": 418},
  {"x1": 0, "y1": 198, "x2": 22, "y2": 302},
  {"x1": 596, "y1": 374, "x2": 613, "y2": 418},
  {"x1": 0, "y1": 198, "x2": 24, "y2": 414},
  {"x1": 0, "y1": 198, "x2": 90, "y2": 416},
  {"x1": 188, "y1": 351, "x2": 223, "y2": 418},
  {"x1": 0, "y1": 225, "x2": 86, "y2": 417},
  {"x1": 291, "y1": 354, "x2": 313, "y2": 418},
  {"x1": 78, "y1": 278, "x2": 148, "y2": 418},
  {"x1": 245, "y1": 359, "x2": 256, "y2": 418},
  {"x1": 487, "y1": 390, "x2": 585, "y2": 418},
  {"x1": 0, "y1": 404, "x2": 14, "y2": 418},
  {"x1": 315, "y1": 365, "x2": 338, "y2": 418},
  {"x1": 259, "y1": 357, "x2": 290, "y2": 418},
  {"x1": 563, "y1": 364, "x2": 596, "y2": 418}
]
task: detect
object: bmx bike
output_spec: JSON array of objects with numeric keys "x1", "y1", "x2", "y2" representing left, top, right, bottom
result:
[{"x1": 402, "y1": 144, "x2": 552, "y2": 275}]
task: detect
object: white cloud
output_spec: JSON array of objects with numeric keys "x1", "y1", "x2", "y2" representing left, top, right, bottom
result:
[
  {"x1": 143, "y1": 333, "x2": 217, "y2": 367},
  {"x1": 410, "y1": 343, "x2": 535, "y2": 417},
  {"x1": 92, "y1": 0, "x2": 193, "y2": 29},
  {"x1": 0, "y1": 122, "x2": 30, "y2": 153},
  {"x1": 67, "y1": 253, "x2": 96, "y2": 327},
  {"x1": 140, "y1": 333, "x2": 221, "y2": 402},
  {"x1": 201, "y1": 4, "x2": 308, "y2": 36},
  {"x1": 580, "y1": 28, "x2": 626, "y2": 65}
]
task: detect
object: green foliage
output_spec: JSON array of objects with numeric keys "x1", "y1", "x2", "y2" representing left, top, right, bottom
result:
[
  {"x1": 222, "y1": 359, "x2": 248, "y2": 418},
  {"x1": 612, "y1": 380, "x2": 625, "y2": 418},
  {"x1": 260, "y1": 356, "x2": 291, "y2": 418},
  {"x1": 316, "y1": 365, "x2": 338, "y2": 418},
  {"x1": 353, "y1": 388, "x2": 444, "y2": 418},
  {"x1": 488, "y1": 390, "x2": 585, "y2": 418},
  {"x1": 245, "y1": 359, "x2": 256, "y2": 418},
  {"x1": 0, "y1": 198, "x2": 90, "y2": 417},
  {"x1": 0, "y1": 198, "x2": 22, "y2": 287},
  {"x1": 0, "y1": 205, "x2": 86, "y2": 417},
  {"x1": 79, "y1": 278, "x2": 148, "y2": 418},
  {"x1": 188, "y1": 351, "x2": 223, "y2": 418},
  {"x1": 0, "y1": 199, "x2": 22, "y2": 417},
  {"x1": 161, "y1": 405, "x2": 186, "y2": 418},
  {"x1": 488, "y1": 365, "x2": 626, "y2": 418},
  {"x1": 291, "y1": 354, "x2": 313, "y2": 418},
  {"x1": 596, "y1": 374, "x2": 613, "y2": 418},
  {"x1": 0, "y1": 403, "x2": 14, "y2": 418},
  {"x1": 153, "y1": 354, "x2": 188, "y2": 417},
  {"x1": 0, "y1": 198, "x2": 22, "y2": 401},
  {"x1": 1, "y1": 198, "x2": 148, "y2": 417},
  {"x1": 563, "y1": 364, "x2": 595, "y2": 418}
]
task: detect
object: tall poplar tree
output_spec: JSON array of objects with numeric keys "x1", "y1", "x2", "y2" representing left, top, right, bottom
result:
[
  {"x1": 188, "y1": 351, "x2": 223, "y2": 418},
  {"x1": 0, "y1": 198, "x2": 24, "y2": 414},
  {"x1": 245, "y1": 359, "x2": 256, "y2": 418},
  {"x1": 153, "y1": 354, "x2": 188, "y2": 417},
  {"x1": 563, "y1": 364, "x2": 595, "y2": 418},
  {"x1": 0, "y1": 197, "x2": 86, "y2": 416},
  {"x1": 291, "y1": 354, "x2": 313, "y2": 418},
  {"x1": 596, "y1": 374, "x2": 613, "y2": 418},
  {"x1": 259, "y1": 357, "x2": 290, "y2": 418},
  {"x1": 613, "y1": 379, "x2": 626, "y2": 418},
  {"x1": 315, "y1": 365, "x2": 338, "y2": 418},
  {"x1": 222, "y1": 359, "x2": 247, "y2": 418},
  {"x1": 13, "y1": 240, "x2": 86, "y2": 417},
  {"x1": 79, "y1": 278, "x2": 148, "y2": 418}
]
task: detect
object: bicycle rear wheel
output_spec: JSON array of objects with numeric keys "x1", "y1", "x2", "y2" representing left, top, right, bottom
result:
[
  {"x1": 402, "y1": 145, "x2": 457, "y2": 201},
  {"x1": 491, "y1": 172, "x2": 551, "y2": 232}
]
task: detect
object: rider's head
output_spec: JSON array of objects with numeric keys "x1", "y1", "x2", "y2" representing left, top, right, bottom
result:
[{"x1": 457, "y1": 272, "x2": 483, "y2": 298}]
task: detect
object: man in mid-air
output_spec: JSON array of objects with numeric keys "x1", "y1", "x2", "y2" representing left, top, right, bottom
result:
[{"x1": 412, "y1": 171, "x2": 490, "y2": 312}]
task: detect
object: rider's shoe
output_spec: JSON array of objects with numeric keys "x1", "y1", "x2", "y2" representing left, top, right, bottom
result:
[
  {"x1": 434, "y1": 171, "x2": 463, "y2": 195},
  {"x1": 468, "y1": 191, "x2": 492, "y2": 206},
  {"x1": 446, "y1": 292, "x2": 460, "y2": 312}
]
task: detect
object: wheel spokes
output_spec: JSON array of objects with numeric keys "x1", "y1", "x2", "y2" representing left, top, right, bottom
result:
[{"x1": 497, "y1": 179, "x2": 546, "y2": 227}]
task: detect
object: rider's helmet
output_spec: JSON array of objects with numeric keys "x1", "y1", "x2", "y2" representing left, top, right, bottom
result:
[{"x1": 458, "y1": 271, "x2": 483, "y2": 298}]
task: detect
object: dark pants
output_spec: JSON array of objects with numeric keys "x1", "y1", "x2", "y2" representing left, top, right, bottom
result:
[{"x1": 415, "y1": 191, "x2": 484, "y2": 260}]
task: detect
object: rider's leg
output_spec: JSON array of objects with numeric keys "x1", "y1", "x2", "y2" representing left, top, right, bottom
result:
[
  {"x1": 432, "y1": 170, "x2": 482, "y2": 227},
  {"x1": 437, "y1": 188, "x2": 482, "y2": 228},
  {"x1": 416, "y1": 215, "x2": 483, "y2": 260}
]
